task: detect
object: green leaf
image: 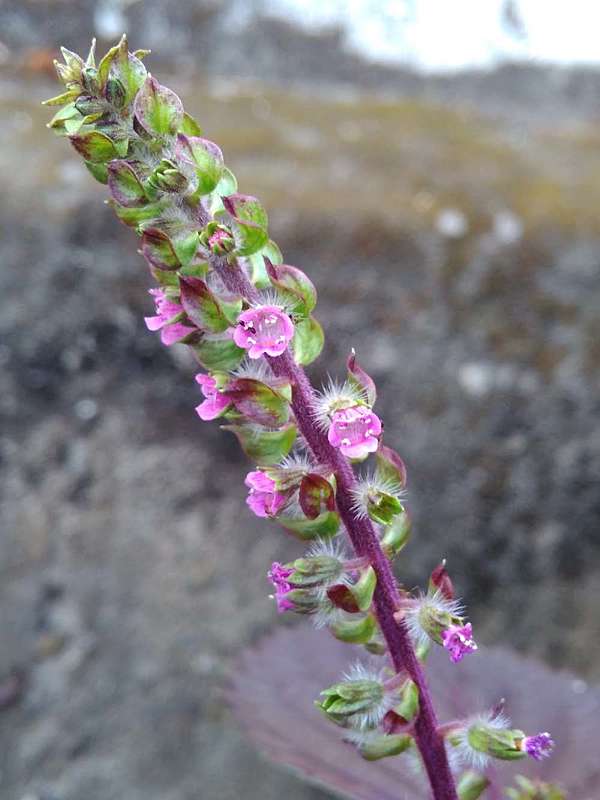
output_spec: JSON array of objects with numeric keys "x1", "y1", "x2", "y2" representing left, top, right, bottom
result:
[
  {"x1": 179, "y1": 277, "x2": 229, "y2": 334},
  {"x1": 97, "y1": 38, "x2": 122, "y2": 87},
  {"x1": 141, "y1": 227, "x2": 181, "y2": 270},
  {"x1": 84, "y1": 160, "x2": 109, "y2": 184},
  {"x1": 347, "y1": 350, "x2": 377, "y2": 406},
  {"x1": 223, "y1": 193, "x2": 267, "y2": 228},
  {"x1": 265, "y1": 259, "x2": 317, "y2": 315},
  {"x1": 350, "y1": 566, "x2": 377, "y2": 612},
  {"x1": 396, "y1": 680, "x2": 419, "y2": 723},
  {"x1": 329, "y1": 614, "x2": 377, "y2": 644},
  {"x1": 221, "y1": 423, "x2": 297, "y2": 466},
  {"x1": 69, "y1": 130, "x2": 119, "y2": 162},
  {"x1": 169, "y1": 228, "x2": 199, "y2": 268},
  {"x1": 111, "y1": 200, "x2": 166, "y2": 230},
  {"x1": 176, "y1": 134, "x2": 223, "y2": 195},
  {"x1": 223, "y1": 194, "x2": 269, "y2": 257},
  {"x1": 367, "y1": 491, "x2": 404, "y2": 526},
  {"x1": 293, "y1": 316, "x2": 324, "y2": 365},
  {"x1": 47, "y1": 102, "x2": 81, "y2": 131},
  {"x1": 299, "y1": 474, "x2": 335, "y2": 519},
  {"x1": 376, "y1": 443, "x2": 408, "y2": 489},
  {"x1": 193, "y1": 338, "x2": 245, "y2": 372},
  {"x1": 220, "y1": 296, "x2": 243, "y2": 326},
  {"x1": 380, "y1": 511, "x2": 412, "y2": 558},
  {"x1": 278, "y1": 511, "x2": 340, "y2": 541},
  {"x1": 262, "y1": 239, "x2": 283, "y2": 265},
  {"x1": 134, "y1": 76, "x2": 183, "y2": 137},
  {"x1": 178, "y1": 111, "x2": 203, "y2": 136},
  {"x1": 225, "y1": 378, "x2": 290, "y2": 428},
  {"x1": 360, "y1": 734, "x2": 412, "y2": 762},
  {"x1": 43, "y1": 89, "x2": 80, "y2": 107},
  {"x1": 107, "y1": 160, "x2": 147, "y2": 206},
  {"x1": 246, "y1": 251, "x2": 272, "y2": 289},
  {"x1": 457, "y1": 771, "x2": 490, "y2": 800},
  {"x1": 207, "y1": 168, "x2": 238, "y2": 215},
  {"x1": 98, "y1": 35, "x2": 146, "y2": 103}
]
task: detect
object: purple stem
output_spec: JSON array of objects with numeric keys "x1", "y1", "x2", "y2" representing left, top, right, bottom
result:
[{"x1": 211, "y1": 256, "x2": 459, "y2": 800}]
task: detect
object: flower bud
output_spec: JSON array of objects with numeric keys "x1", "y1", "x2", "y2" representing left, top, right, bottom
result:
[
  {"x1": 81, "y1": 66, "x2": 100, "y2": 94},
  {"x1": 147, "y1": 159, "x2": 189, "y2": 193},
  {"x1": 351, "y1": 472, "x2": 405, "y2": 525},
  {"x1": 466, "y1": 722, "x2": 527, "y2": 761},
  {"x1": 457, "y1": 771, "x2": 490, "y2": 800},
  {"x1": 105, "y1": 76, "x2": 127, "y2": 108},
  {"x1": 403, "y1": 591, "x2": 477, "y2": 663},
  {"x1": 54, "y1": 46, "x2": 84, "y2": 88},
  {"x1": 505, "y1": 776, "x2": 565, "y2": 800},
  {"x1": 74, "y1": 95, "x2": 105, "y2": 116},
  {"x1": 287, "y1": 554, "x2": 343, "y2": 588},
  {"x1": 317, "y1": 678, "x2": 384, "y2": 726},
  {"x1": 199, "y1": 222, "x2": 236, "y2": 256},
  {"x1": 356, "y1": 732, "x2": 412, "y2": 761}
]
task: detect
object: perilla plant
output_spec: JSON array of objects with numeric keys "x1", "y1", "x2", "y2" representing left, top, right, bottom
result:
[{"x1": 45, "y1": 37, "x2": 556, "y2": 800}]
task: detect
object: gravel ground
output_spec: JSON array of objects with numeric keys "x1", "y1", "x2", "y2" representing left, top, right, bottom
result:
[{"x1": 1, "y1": 8, "x2": 600, "y2": 798}]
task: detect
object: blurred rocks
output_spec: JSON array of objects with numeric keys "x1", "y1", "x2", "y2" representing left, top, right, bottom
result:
[{"x1": 1, "y1": 6, "x2": 599, "y2": 800}]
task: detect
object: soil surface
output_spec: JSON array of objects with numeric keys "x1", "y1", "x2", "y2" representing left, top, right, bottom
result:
[{"x1": 1, "y1": 6, "x2": 599, "y2": 799}]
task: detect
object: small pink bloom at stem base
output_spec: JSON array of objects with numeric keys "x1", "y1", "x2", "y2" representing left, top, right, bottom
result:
[
  {"x1": 195, "y1": 373, "x2": 231, "y2": 421},
  {"x1": 327, "y1": 406, "x2": 382, "y2": 459},
  {"x1": 441, "y1": 622, "x2": 478, "y2": 663},
  {"x1": 520, "y1": 732, "x2": 554, "y2": 761},
  {"x1": 267, "y1": 562, "x2": 295, "y2": 613},
  {"x1": 144, "y1": 288, "x2": 196, "y2": 346},
  {"x1": 233, "y1": 305, "x2": 294, "y2": 358},
  {"x1": 245, "y1": 470, "x2": 287, "y2": 518}
]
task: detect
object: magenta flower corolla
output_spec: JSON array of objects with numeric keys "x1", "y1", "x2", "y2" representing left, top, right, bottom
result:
[
  {"x1": 267, "y1": 562, "x2": 295, "y2": 613},
  {"x1": 327, "y1": 406, "x2": 382, "y2": 459},
  {"x1": 441, "y1": 622, "x2": 478, "y2": 663},
  {"x1": 520, "y1": 732, "x2": 554, "y2": 761},
  {"x1": 195, "y1": 373, "x2": 231, "y2": 421},
  {"x1": 144, "y1": 288, "x2": 196, "y2": 346},
  {"x1": 245, "y1": 470, "x2": 287, "y2": 518},
  {"x1": 233, "y1": 305, "x2": 294, "y2": 358}
]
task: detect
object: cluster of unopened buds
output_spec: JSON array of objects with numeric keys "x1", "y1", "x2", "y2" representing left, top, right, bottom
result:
[{"x1": 46, "y1": 37, "x2": 557, "y2": 800}]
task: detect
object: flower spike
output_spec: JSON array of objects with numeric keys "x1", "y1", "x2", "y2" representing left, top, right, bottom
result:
[{"x1": 45, "y1": 39, "x2": 557, "y2": 800}]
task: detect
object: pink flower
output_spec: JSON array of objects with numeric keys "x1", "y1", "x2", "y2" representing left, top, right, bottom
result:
[
  {"x1": 195, "y1": 373, "x2": 231, "y2": 421},
  {"x1": 327, "y1": 406, "x2": 382, "y2": 459},
  {"x1": 144, "y1": 288, "x2": 196, "y2": 346},
  {"x1": 520, "y1": 732, "x2": 554, "y2": 761},
  {"x1": 233, "y1": 305, "x2": 294, "y2": 358},
  {"x1": 267, "y1": 562, "x2": 295, "y2": 613},
  {"x1": 441, "y1": 622, "x2": 478, "y2": 663},
  {"x1": 245, "y1": 470, "x2": 287, "y2": 518}
]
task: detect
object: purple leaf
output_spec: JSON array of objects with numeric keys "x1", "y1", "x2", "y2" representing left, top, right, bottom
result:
[{"x1": 230, "y1": 626, "x2": 600, "y2": 798}]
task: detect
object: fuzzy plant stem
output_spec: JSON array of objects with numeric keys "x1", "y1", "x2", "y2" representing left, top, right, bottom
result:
[{"x1": 211, "y1": 256, "x2": 459, "y2": 800}]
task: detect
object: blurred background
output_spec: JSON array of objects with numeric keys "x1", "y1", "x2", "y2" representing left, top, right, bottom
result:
[{"x1": 1, "y1": 1, "x2": 600, "y2": 798}]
